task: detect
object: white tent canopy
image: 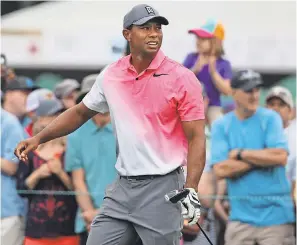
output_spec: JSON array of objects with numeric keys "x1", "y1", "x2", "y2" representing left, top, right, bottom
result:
[{"x1": 1, "y1": 1, "x2": 296, "y2": 71}]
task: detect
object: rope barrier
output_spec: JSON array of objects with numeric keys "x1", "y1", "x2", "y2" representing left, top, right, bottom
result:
[{"x1": 17, "y1": 190, "x2": 293, "y2": 201}]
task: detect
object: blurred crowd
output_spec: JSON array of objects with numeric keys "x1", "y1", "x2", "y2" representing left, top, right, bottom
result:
[{"x1": 1, "y1": 18, "x2": 296, "y2": 245}]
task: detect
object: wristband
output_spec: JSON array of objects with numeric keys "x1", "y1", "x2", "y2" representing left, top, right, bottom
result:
[{"x1": 236, "y1": 149, "x2": 243, "y2": 161}]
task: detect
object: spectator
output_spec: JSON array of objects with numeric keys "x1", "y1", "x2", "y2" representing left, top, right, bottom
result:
[
  {"x1": 182, "y1": 85, "x2": 217, "y2": 245},
  {"x1": 25, "y1": 88, "x2": 58, "y2": 137},
  {"x1": 3, "y1": 76, "x2": 39, "y2": 127},
  {"x1": 1, "y1": 108, "x2": 26, "y2": 245},
  {"x1": 265, "y1": 86, "x2": 296, "y2": 196},
  {"x1": 54, "y1": 79, "x2": 80, "y2": 109},
  {"x1": 65, "y1": 74, "x2": 117, "y2": 245},
  {"x1": 211, "y1": 69, "x2": 295, "y2": 245},
  {"x1": 265, "y1": 86, "x2": 294, "y2": 129},
  {"x1": 16, "y1": 99, "x2": 79, "y2": 245},
  {"x1": 184, "y1": 19, "x2": 232, "y2": 124}
]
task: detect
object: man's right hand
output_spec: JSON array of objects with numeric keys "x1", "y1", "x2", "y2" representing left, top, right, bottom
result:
[{"x1": 14, "y1": 137, "x2": 40, "y2": 162}]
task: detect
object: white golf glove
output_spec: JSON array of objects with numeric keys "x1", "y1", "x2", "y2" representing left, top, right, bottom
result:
[{"x1": 181, "y1": 188, "x2": 201, "y2": 226}]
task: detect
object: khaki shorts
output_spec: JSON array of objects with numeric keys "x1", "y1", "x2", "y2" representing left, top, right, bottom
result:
[
  {"x1": 1, "y1": 216, "x2": 25, "y2": 245},
  {"x1": 225, "y1": 221, "x2": 295, "y2": 245}
]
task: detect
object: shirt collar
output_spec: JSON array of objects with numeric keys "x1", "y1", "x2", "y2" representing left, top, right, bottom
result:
[
  {"x1": 89, "y1": 119, "x2": 113, "y2": 134},
  {"x1": 121, "y1": 50, "x2": 166, "y2": 71}
]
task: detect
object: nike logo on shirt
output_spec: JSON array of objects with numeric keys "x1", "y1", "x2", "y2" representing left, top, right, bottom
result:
[{"x1": 153, "y1": 73, "x2": 169, "y2": 77}]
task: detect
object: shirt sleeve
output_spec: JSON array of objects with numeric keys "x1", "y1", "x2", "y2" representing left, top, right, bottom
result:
[
  {"x1": 211, "y1": 119, "x2": 230, "y2": 167},
  {"x1": 265, "y1": 111, "x2": 288, "y2": 151},
  {"x1": 183, "y1": 53, "x2": 194, "y2": 69},
  {"x1": 3, "y1": 116, "x2": 25, "y2": 164},
  {"x1": 82, "y1": 66, "x2": 109, "y2": 114},
  {"x1": 64, "y1": 133, "x2": 83, "y2": 172},
  {"x1": 175, "y1": 69, "x2": 205, "y2": 121},
  {"x1": 219, "y1": 60, "x2": 233, "y2": 80}
]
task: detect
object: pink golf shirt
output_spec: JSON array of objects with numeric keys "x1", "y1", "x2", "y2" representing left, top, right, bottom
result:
[{"x1": 83, "y1": 50, "x2": 204, "y2": 176}]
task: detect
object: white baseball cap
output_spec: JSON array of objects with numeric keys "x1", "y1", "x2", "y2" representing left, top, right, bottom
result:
[
  {"x1": 26, "y1": 88, "x2": 64, "y2": 117},
  {"x1": 265, "y1": 86, "x2": 294, "y2": 108},
  {"x1": 26, "y1": 89, "x2": 55, "y2": 112}
]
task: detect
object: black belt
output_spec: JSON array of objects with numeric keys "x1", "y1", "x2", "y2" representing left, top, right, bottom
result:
[{"x1": 120, "y1": 167, "x2": 181, "y2": 181}]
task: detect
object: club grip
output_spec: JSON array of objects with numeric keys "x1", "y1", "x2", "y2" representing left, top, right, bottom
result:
[{"x1": 165, "y1": 189, "x2": 190, "y2": 203}]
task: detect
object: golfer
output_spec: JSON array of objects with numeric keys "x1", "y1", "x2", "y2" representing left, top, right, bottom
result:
[{"x1": 15, "y1": 4, "x2": 205, "y2": 245}]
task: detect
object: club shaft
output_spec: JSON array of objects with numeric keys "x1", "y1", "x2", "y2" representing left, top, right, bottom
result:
[{"x1": 196, "y1": 222, "x2": 214, "y2": 245}]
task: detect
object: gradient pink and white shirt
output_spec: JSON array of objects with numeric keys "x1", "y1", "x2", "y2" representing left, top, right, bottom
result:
[{"x1": 83, "y1": 50, "x2": 204, "y2": 176}]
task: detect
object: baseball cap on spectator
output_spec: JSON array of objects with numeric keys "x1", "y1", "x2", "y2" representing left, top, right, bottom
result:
[
  {"x1": 76, "y1": 74, "x2": 98, "y2": 104},
  {"x1": 5, "y1": 76, "x2": 39, "y2": 91},
  {"x1": 26, "y1": 88, "x2": 55, "y2": 112},
  {"x1": 123, "y1": 4, "x2": 169, "y2": 29},
  {"x1": 54, "y1": 79, "x2": 80, "y2": 99},
  {"x1": 26, "y1": 88, "x2": 64, "y2": 117},
  {"x1": 265, "y1": 86, "x2": 294, "y2": 108},
  {"x1": 189, "y1": 19, "x2": 225, "y2": 41},
  {"x1": 35, "y1": 99, "x2": 64, "y2": 117},
  {"x1": 231, "y1": 69, "x2": 263, "y2": 92}
]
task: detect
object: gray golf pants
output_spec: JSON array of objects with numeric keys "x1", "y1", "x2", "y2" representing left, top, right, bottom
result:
[{"x1": 87, "y1": 168, "x2": 185, "y2": 245}]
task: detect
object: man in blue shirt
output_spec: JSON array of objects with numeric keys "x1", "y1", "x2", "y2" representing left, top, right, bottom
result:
[
  {"x1": 1, "y1": 108, "x2": 26, "y2": 245},
  {"x1": 3, "y1": 76, "x2": 39, "y2": 128},
  {"x1": 65, "y1": 74, "x2": 117, "y2": 245},
  {"x1": 211, "y1": 69, "x2": 295, "y2": 245}
]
